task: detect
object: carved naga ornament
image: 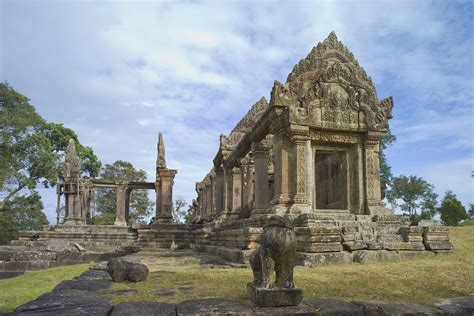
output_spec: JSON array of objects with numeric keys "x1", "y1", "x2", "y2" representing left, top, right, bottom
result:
[{"x1": 270, "y1": 31, "x2": 393, "y2": 131}]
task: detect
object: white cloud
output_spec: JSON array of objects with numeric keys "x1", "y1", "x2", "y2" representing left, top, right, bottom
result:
[{"x1": 2, "y1": 0, "x2": 472, "y2": 223}]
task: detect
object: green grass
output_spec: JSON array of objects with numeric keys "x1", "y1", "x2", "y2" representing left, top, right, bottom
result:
[
  {"x1": 1, "y1": 226, "x2": 473, "y2": 313},
  {"x1": 0, "y1": 264, "x2": 91, "y2": 314},
  {"x1": 109, "y1": 226, "x2": 474, "y2": 307}
]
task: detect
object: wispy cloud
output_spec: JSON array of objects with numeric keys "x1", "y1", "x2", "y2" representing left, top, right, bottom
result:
[{"x1": 2, "y1": 0, "x2": 472, "y2": 222}]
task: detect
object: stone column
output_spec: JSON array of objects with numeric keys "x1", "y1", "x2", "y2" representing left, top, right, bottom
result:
[
  {"x1": 223, "y1": 167, "x2": 233, "y2": 217},
  {"x1": 240, "y1": 156, "x2": 254, "y2": 218},
  {"x1": 64, "y1": 182, "x2": 83, "y2": 225},
  {"x1": 115, "y1": 182, "x2": 128, "y2": 226},
  {"x1": 214, "y1": 167, "x2": 224, "y2": 216},
  {"x1": 155, "y1": 169, "x2": 177, "y2": 223},
  {"x1": 306, "y1": 140, "x2": 314, "y2": 210},
  {"x1": 205, "y1": 178, "x2": 213, "y2": 216},
  {"x1": 252, "y1": 142, "x2": 270, "y2": 215},
  {"x1": 229, "y1": 167, "x2": 242, "y2": 219},
  {"x1": 365, "y1": 132, "x2": 384, "y2": 214},
  {"x1": 289, "y1": 125, "x2": 312, "y2": 214},
  {"x1": 271, "y1": 129, "x2": 292, "y2": 214}
]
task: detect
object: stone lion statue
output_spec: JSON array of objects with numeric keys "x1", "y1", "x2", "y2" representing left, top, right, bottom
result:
[{"x1": 250, "y1": 215, "x2": 297, "y2": 289}]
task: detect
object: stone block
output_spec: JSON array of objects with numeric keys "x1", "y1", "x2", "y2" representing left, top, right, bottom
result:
[
  {"x1": 0, "y1": 250, "x2": 15, "y2": 261},
  {"x1": 305, "y1": 298, "x2": 364, "y2": 315},
  {"x1": 111, "y1": 302, "x2": 176, "y2": 315},
  {"x1": 297, "y1": 252, "x2": 353, "y2": 266},
  {"x1": 367, "y1": 301, "x2": 444, "y2": 315},
  {"x1": 247, "y1": 283, "x2": 303, "y2": 307},
  {"x1": 436, "y1": 296, "x2": 474, "y2": 315},
  {"x1": 14, "y1": 296, "x2": 113, "y2": 315},
  {"x1": 297, "y1": 243, "x2": 342, "y2": 253},
  {"x1": 342, "y1": 241, "x2": 367, "y2": 251},
  {"x1": 15, "y1": 251, "x2": 57, "y2": 261},
  {"x1": 177, "y1": 298, "x2": 253, "y2": 315},
  {"x1": 424, "y1": 241, "x2": 453, "y2": 251},
  {"x1": 353, "y1": 250, "x2": 401, "y2": 264},
  {"x1": 0, "y1": 261, "x2": 28, "y2": 271},
  {"x1": 254, "y1": 305, "x2": 317, "y2": 315},
  {"x1": 27, "y1": 260, "x2": 51, "y2": 271},
  {"x1": 107, "y1": 257, "x2": 149, "y2": 282},
  {"x1": 0, "y1": 271, "x2": 24, "y2": 279}
]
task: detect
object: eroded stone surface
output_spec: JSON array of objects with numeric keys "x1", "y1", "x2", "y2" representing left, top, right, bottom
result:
[
  {"x1": 107, "y1": 257, "x2": 149, "y2": 282},
  {"x1": 305, "y1": 298, "x2": 364, "y2": 315},
  {"x1": 437, "y1": 296, "x2": 474, "y2": 315},
  {"x1": 177, "y1": 298, "x2": 253, "y2": 316},
  {"x1": 111, "y1": 302, "x2": 175, "y2": 316}
]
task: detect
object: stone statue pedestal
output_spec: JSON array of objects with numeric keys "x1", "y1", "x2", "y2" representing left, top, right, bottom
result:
[{"x1": 247, "y1": 283, "x2": 303, "y2": 307}]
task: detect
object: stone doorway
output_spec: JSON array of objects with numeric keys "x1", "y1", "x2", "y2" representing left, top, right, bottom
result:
[{"x1": 315, "y1": 150, "x2": 348, "y2": 210}]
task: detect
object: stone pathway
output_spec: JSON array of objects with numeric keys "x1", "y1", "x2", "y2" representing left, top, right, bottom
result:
[{"x1": 7, "y1": 250, "x2": 474, "y2": 315}]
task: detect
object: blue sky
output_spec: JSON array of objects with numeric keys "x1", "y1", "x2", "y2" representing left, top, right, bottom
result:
[{"x1": 1, "y1": 0, "x2": 473, "y2": 222}]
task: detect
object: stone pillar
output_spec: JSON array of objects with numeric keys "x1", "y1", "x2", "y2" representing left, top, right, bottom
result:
[
  {"x1": 62, "y1": 140, "x2": 84, "y2": 226},
  {"x1": 64, "y1": 182, "x2": 82, "y2": 225},
  {"x1": 223, "y1": 167, "x2": 233, "y2": 217},
  {"x1": 115, "y1": 182, "x2": 128, "y2": 226},
  {"x1": 240, "y1": 156, "x2": 254, "y2": 218},
  {"x1": 365, "y1": 132, "x2": 384, "y2": 214},
  {"x1": 205, "y1": 178, "x2": 213, "y2": 216},
  {"x1": 155, "y1": 169, "x2": 177, "y2": 223},
  {"x1": 230, "y1": 167, "x2": 242, "y2": 218},
  {"x1": 214, "y1": 167, "x2": 224, "y2": 216},
  {"x1": 252, "y1": 142, "x2": 270, "y2": 215},
  {"x1": 306, "y1": 140, "x2": 314, "y2": 210},
  {"x1": 271, "y1": 129, "x2": 292, "y2": 214}
]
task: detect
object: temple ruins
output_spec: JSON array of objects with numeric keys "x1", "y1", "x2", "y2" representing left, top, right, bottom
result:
[{"x1": 0, "y1": 32, "x2": 452, "y2": 273}]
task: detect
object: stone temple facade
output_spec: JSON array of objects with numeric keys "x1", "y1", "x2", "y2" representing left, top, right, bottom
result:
[
  {"x1": 1, "y1": 33, "x2": 452, "y2": 274},
  {"x1": 191, "y1": 32, "x2": 452, "y2": 265}
]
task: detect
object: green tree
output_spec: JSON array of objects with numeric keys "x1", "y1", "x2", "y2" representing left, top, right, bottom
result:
[
  {"x1": 379, "y1": 127, "x2": 396, "y2": 199},
  {"x1": 0, "y1": 192, "x2": 48, "y2": 244},
  {"x1": 438, "y1": 191, "x2": 468, "y2": 226},
  {"x1": 172, "y1": 196, "x2": 189, "y2": 223},
  {"x1": 93, "y1": 160, "x2": 153, "y2": 225},
  {"x1": 0, "y1": 82, "x2": 100, "y2": 244},
  {"x1": 468, "y1": 203, "x2": 474, "y2": 219},
  {"x1": 0, "y1": 82, "x2": 101, "y2": 207},
  {"x1": 386, "y1": 175, "x2": 438, "y2": 221}
]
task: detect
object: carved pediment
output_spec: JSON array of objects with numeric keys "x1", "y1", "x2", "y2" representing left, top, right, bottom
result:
[{"x1": 271, "y1": 31, "x2": 393, "y2": 131}]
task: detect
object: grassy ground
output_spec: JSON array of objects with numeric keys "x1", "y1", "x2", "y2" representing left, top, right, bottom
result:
[
  {"x1": 109, "y1": 225, "x2": 474, "y2": 307},
  {"x1": 0, "y1": 264, "x2": 91, "y2": 314},
  {"x1": 0, "y1": 226, "x2": 472, "y2": 313}
]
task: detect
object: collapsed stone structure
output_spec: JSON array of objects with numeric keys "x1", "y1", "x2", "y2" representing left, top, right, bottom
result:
[
  {"x1": 4, "y1": 134, "x2": 177, "y2": 252},
  {"x1": 192, "y1": 32, "x2": 453, "y2": 265}
]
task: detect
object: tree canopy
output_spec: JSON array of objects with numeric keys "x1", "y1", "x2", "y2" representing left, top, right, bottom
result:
[
  {"x1": 92, "y1": 160, "x2": 153, "y2": 225},
  {"x1": 0, "y1": 82, "x2": 101, "y2": 244},
  {"x1": 0, "y1": 82, "x2": 101, "y2": 208},
  {"x1": 386, "y1": 175, "x2": 438, "y2": 222},
  {"x1": 438, "y1": 191, "x2": 469, "y2": 226}
]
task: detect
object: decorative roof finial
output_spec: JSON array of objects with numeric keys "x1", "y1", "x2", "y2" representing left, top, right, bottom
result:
[
  {"x1": 157, "y1": 132, "x2": 167, "y2": 169},
  {"x1": 62, "y1": 139, "x2": 81, "y2": 179}
]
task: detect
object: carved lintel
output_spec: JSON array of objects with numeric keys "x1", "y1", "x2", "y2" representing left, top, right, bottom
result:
[{"x1": 310, "y1": 130, "x2": 362, "y2": 144}]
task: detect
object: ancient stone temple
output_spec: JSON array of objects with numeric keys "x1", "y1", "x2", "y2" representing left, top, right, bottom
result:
[
  {"x1": 192, "y1": 32, "x2": 452, "y2": 264},
  {"x1": 0, "y1": 33, "x2": 453, "y2": 276}
]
